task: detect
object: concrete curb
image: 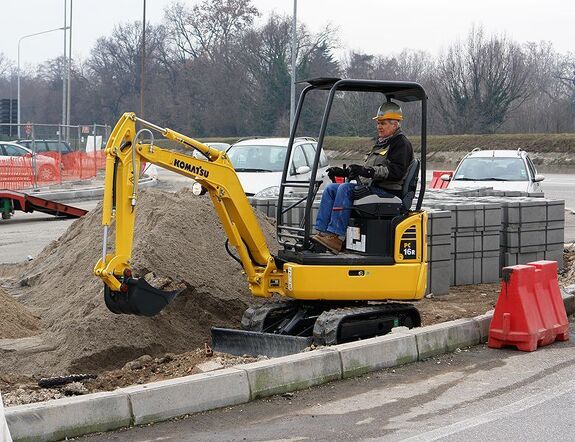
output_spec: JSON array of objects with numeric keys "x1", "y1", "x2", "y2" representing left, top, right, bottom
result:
[
  {"x1": 236, "y1": 348, "x2": 341, "y2": 400},
  {"x1": 121, "y1": 368, "x2": 250, "y2": 425},
  {"x1": 5, "y1": 391, "x2": 131, "y2": 442},
  {"x1": 6, "y1": 292, "x2": 575, "y2": 441},
  {"x1": 412, "y1": 318, "x2": 482, "y2": 360},
  {"x1": 337, "y1": 331, "x2": 418, "y2": 379}
]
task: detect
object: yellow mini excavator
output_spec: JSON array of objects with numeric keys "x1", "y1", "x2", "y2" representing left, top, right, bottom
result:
[{"x1": 94, "y1": 78, "x2": 429, "y2": 357}]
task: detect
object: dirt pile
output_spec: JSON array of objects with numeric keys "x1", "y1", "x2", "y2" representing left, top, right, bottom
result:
[
  {"x1": 0, "y1": 188, "x2": 277, "y2": 376},
  {"x1": 560, "y1": 245, "x2": 575, "y2": 286},
  {"x1": 0, "y1": 287, "x2": 40, "y2": 339}
]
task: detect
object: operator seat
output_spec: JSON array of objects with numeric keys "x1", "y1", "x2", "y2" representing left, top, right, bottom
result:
[{"x1": 353, "y1": 159, "x2": 420, "y2": 218}]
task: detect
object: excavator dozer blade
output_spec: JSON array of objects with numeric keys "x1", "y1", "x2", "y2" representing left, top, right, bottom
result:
[
  {"x1": 211, "y1": 327, "x2": 313, "y2": 358},
  {"x1": 104, "y1": 277, "x2": 181, "y2": 317}
]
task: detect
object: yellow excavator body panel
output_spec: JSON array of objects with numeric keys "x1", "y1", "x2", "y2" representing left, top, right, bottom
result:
[
  {"x1": 283, "y1": 262, "x2": 427, "y2": 301},
  {"x1": 283, "y1": 211, "x2": 428, "y2": 301}
]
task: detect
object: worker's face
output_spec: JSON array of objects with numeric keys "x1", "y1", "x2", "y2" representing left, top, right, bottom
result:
[{"x1": 377, "y1": 119, "x2": 398, "y2": 139}]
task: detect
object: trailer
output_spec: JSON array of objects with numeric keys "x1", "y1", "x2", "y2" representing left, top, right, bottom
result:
[{"x1": 0, "y1": 190, "x2": 88, "y2": 220}]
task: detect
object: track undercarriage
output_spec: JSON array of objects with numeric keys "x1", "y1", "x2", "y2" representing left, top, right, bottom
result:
[{"x1": 211, "y1": 300, "x2": 421, "y2": 357}]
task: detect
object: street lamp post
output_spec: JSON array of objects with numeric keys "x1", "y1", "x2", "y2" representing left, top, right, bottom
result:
[{"x1": 17, "y1": 26, "x2": 67, "y2": 138}]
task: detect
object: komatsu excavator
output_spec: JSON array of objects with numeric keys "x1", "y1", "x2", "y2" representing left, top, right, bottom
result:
[{"x1": 94, "y1": 78, "x2": 429, "y2": 357}]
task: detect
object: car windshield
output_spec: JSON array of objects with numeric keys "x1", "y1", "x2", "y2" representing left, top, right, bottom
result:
[
  {"x1": 453, "y1": 157, "x2": 528, "y2": 181},
  {"x1": 226, "y1": 144, "x2": 286, "y2": 172}
]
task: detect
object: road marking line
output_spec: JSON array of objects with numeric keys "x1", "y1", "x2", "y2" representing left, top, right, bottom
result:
[{"x1": 399, "y1": 379, "x2": 575, "y2": 442}]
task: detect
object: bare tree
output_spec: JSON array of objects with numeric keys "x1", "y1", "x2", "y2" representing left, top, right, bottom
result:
[
  {"x1": 164, "y1": 0, "x2": 259, "y2": 62},
  {"x1": 86, "y1": 22, "x2": 168, "y2": 122},
  {"x1": 434, "y1": 27, "x2": 532, "y2": 134},
  {"x1": 556, "y1": 53, "x2": 575, "y2": 129}
]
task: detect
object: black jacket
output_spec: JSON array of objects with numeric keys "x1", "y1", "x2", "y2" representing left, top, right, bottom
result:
[{"x1": 361, "y1": 129, "x2": 413, "y2": 192}]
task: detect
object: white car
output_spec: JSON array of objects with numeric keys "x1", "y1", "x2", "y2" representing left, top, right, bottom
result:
[
  {"x1": 445, "y1": 149, "x2": 544, "y2": 193},
  {"x1": 0, "y1": 141, "x2": 60, "y2": 181},
  {"x1": 225, "y1": 138, "x2": 330, "y2": 197}
]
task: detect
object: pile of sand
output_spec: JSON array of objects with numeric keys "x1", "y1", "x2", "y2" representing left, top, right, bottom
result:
[
  {"x1": 1, "y1": 188, "x2": 277, "y2": 376},
  {"x1": 0, "y1": 287, "x2": 40, "y2": 339}
]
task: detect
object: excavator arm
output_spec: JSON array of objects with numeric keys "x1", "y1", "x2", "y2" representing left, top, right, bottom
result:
[{"x1": 93, "y1": 113, "x2": 285, "y2": 316}]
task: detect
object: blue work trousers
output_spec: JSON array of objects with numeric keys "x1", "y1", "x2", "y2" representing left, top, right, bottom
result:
[{"x1": 315, "y1": 182, "x2": 395, "y2": 236}]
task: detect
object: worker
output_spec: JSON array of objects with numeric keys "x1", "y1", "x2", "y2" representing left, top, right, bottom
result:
[{"x1": 312, "y1": 101, "x2": 414, "y2": 254}]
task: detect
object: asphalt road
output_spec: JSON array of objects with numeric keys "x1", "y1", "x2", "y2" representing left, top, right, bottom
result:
[
  {"x1": 82, "y1": 321, "x2": 575, "y2": 441},
  {"x1": 0, "y1": 200, "x2": 99, "y2": 264}
]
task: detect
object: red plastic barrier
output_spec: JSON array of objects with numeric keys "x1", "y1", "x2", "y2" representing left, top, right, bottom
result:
[
  {"x1": 429, "y1": 170, "x2": 453, "y2": 189},
  {"x1": 488, "y1": 261, "x2": 569, "y2": 351},
  {"x1": 530, "y1": 261, "x2": 570, "y2": 341}
]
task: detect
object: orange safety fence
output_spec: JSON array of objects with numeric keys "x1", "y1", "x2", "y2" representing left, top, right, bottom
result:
[
  {"x1": 429, "y1": 170, "x2": 453, "y2": 189},
  {"x1": 0, "y1": 150, "x2": 107, "y2": 191}
]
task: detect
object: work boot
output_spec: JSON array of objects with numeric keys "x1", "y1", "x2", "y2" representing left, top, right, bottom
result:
[{"x1": 311, "y1": 233, "x2": 343, "y2": 254}]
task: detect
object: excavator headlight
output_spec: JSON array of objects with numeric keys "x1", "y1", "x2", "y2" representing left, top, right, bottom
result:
[{"x1": 192, "y1": 182, "x2": 207, "y2": 196}]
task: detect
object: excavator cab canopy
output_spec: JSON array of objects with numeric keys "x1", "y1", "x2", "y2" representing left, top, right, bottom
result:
[{"x1": 277, "y1": 77, "x2": 428, "y2": 250}]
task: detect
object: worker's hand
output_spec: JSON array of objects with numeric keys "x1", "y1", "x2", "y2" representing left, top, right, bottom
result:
[
  {"x1": 347, "y1": 164, "x2": 375, "y2": 179},
  {"x1": 326, "y1": 166, "x2": 348, "y2": 182}
]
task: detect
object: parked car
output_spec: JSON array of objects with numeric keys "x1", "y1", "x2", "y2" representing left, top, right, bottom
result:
[
  {"x1": 16, "y1": 139, "x2": 74, "y2": 155},
  {"x1": 444, "y1": 149, "x2": 544, "y2": 193},
  {"x1": 16, "y1": 139, "x2": 79, "y2": 170},
  {"x1": 225, "y1": 137, "x2": 330, "y2": 197},
  {"x1": 0, "y1": 141, "x2": 59, "y2": 181}
]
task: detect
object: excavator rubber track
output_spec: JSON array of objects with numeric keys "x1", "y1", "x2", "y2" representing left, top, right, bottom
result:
[
  {"x1": 313, "y1": 303, "x2": 421, "y2": 346},
  {"x1": 211, "y1": 301, "x2": 421, "y2": 357}
]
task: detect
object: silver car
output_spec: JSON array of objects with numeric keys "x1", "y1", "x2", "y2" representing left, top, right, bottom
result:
[{"x1": 445, "y1": 149, "x2": 545, "y2": 193}]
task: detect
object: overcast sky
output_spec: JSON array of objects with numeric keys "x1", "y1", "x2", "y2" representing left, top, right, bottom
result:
[{"x1": 2, "y1": 0, "x2": 574, "y2": 67}]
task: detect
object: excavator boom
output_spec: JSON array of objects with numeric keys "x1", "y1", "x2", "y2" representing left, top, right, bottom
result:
[{"x1": 94, "y1": 113, "x2": 284, "y2": 315}]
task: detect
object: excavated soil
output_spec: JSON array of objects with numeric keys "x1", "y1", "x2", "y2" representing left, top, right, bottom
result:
[
  {"x1": 0, "y1": 287, "x2": 41, "y2": 339},
  {"x1": 0, "y1": 188, "x2": 277, "y2": 378}
]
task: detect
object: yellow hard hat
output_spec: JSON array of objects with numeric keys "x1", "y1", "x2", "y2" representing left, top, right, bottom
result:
[{"x1": 373, "y1": 102, "x2": 403, "y2": 121}]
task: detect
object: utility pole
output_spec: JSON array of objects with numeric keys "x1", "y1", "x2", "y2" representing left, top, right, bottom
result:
[
  {"x1": 290, "y1": 0, "x2": 297, "y2": 132},
  {"x1": 140, "y1": 0, "x2": 146, "y2": 118},
  {"x1": 66, "y1": 0, "x2": 73, "y2": 139},
  {"x1": 62, "y1": 0, "x2": 67, "y2": 131}
]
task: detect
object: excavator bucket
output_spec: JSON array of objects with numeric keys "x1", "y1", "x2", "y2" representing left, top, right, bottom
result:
[{"x1": 104, "y1": 277, "x2": 182, "y2": 317}]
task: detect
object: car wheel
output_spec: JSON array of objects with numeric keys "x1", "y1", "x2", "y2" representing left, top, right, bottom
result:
[{"x1": 38, "y1": 165, "x2": 58, "y2": 182}]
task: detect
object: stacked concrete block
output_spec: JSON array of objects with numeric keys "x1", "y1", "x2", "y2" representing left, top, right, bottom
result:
[
  {"x1": 497, "y1": 197, "x2": 564, "y2": 269},
  {"x1": 423, "y1": 198, "x2": 502, "y2": 286},
  {"x1": 249, "y1": 197, "x2": 277, "y2": 218},
  {"x1": 250, "y1": 197, "x2": 320, "y2": 239},
  {"x1": 426, "y1": 210, "x2": 452, "y2": 295}
]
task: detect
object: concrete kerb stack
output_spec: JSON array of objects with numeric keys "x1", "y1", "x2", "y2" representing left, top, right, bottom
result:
[
  {"x1": 426, "y1": 209, "x2": 452, "y2": 295},
  {"x1": 424, "y1": 196, "x2": 502, "y2": 289},
  {"x1": 497, "y1": 197, "x2": 565, "y2": 269},
  {"x1": 6, "y1": 290, "x2": 575, "y2": 442}
]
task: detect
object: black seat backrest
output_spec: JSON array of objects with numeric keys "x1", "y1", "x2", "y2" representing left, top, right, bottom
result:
[{"x1": 401, "y1": 159, "x2": 420, "y2": 210}]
